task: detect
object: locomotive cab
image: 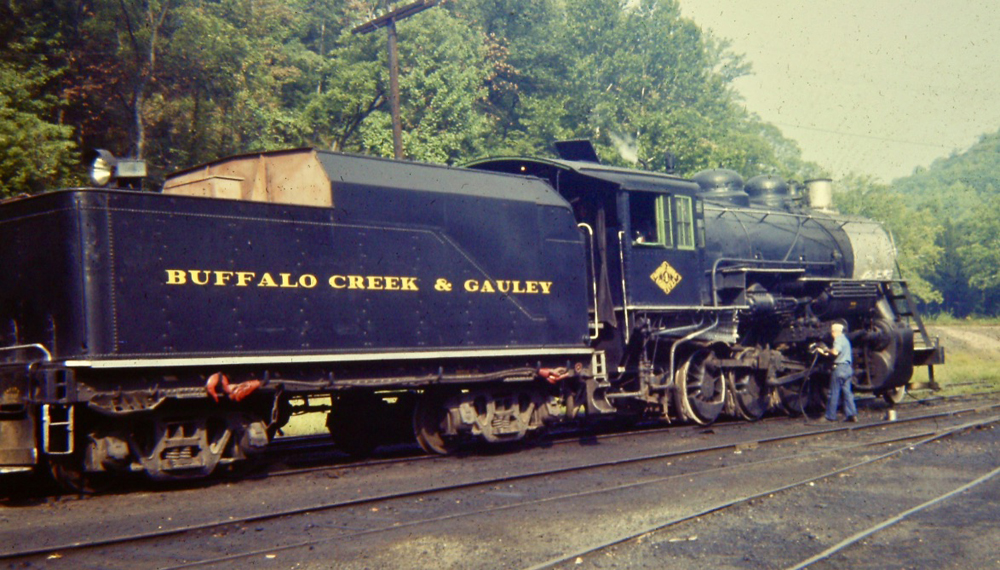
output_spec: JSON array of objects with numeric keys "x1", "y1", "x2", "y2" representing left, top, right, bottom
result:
[
  {"x1": 466, "y1": 144, "x2": 709, "y2": 363},
  {"x1": 622, "y1": 185, "x2": 706, "y2": 308}
]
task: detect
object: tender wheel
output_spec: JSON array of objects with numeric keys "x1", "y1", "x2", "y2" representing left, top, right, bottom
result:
[
  {"x1": 413, "y1": 394, "x2": 457, "y2": 455},
  {"x1": 882, "y1": 385, "x2": 906, "y2": 404},
  {"x1": 326, "y1": 396, "x2": 380, "y2": 458},
  {"x1": 675, "y1": 349, "x2": 727, "y2": 425},
  {"x1": 730, "y1": 348, "x2": 768, "y2": 421}
]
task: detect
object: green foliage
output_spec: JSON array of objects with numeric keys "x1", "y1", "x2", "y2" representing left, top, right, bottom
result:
[
  {"x1": 2, "y1": 0, "x2": 820, "y2": 187},
  {"x1": 357, "y1": 9, "x2": 493, "y2": 163},
  {"x1": 0, "y1": 59, "x2": 79, "y2": 197},
  {"x1": 8, "y1": 0, "x2": 993, "y2": 322},
  {"x1": 890, "y1": 129, "x2": 1000, "y2": 316},
  {"x1": 0, "y1": 1, "x2": 81, "y2": 197},
  {"x1": 958, "y1": 195, "x2": 1000, "y2": 290},
  {"x1": 451, "y1": 0, "x2": 817, "y2": 178},
  {"x1": 837, "y1": 175, "x2": 943, "y2": 303},
  {"x1": 894, "y1": 131, "x2": 1000, "y2": 217}
]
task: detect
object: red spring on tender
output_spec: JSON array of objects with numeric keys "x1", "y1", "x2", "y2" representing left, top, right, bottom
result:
[
  {"x1": 539, "y1": 367, "x2": 571, "y2": 384},
  {"x1": 228, "y1": 379, "x2": 262, "y2": 402},
  {"x1": 206, "y1": 372, "x2": 229, "y2": 402},
  {"x1": 206, "y1": 372, "x2": 262, "y2": 403}
]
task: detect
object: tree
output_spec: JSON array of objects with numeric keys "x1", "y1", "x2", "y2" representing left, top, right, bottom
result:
[
  {"x1": 837, "y1": 174, "x2": 943, "y2": 304},
  {"x1": 929, "y1": 218, "x2": 975, "y2": 317},
  {"x1": 298, "y1": 25, "x2": 388, "y2": 153},
  {"x1": 0, "y1": 0, "x2": 81, "y2": 196},
  {"x1": 69, "y1": 0, "x2": 178, "y2": 160},
  {"x1": 149, "y1": 0, "x2": 305, "y2": 166},
  {"x1": 0, "y1": 58, "x2": 78, "y2": 197},
  {"x1": 302, "y1": 6, "x2": 492, "y2": 163},
  {"x1": 956, "y1": 194, "x2": 1000, "y2": 313},
  {"x1": 456, "y1": 0, "x2": 816, "y2": 178},
  {"x1": 1, "y1": 0, "x2": 823, "y2": 193},
  {"x1": 890, "y1": 127, "x2": 1000, "y2": 315}
]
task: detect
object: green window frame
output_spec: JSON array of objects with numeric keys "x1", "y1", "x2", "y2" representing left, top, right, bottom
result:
[
  {"x1": 675, "y1": 195, "x2": 695, "y2": 250},
  {"x1": 630, "y1": 193, "x2": 673, "y2": 248}
]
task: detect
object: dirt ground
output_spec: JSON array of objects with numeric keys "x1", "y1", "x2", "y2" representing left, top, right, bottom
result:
[
  {"x1": 3, "y1": 395, "x2": 997, "y2": 569},
  {"x1": 928, "y1": 324, "x2": 1000, "y2": 354}
]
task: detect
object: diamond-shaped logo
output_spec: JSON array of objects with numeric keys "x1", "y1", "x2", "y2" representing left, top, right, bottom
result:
[{"x1": 651, "y1": 261, "x2": 683, "y2": 295}]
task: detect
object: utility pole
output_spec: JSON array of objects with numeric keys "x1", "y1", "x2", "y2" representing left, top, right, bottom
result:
[{"x1": 353, "y1": 0, "x2": 440, "y2": 160}]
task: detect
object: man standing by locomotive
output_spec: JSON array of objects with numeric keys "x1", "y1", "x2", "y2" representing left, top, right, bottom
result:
[{"x1": 817, "y1": 322, "x2": 858, "y2": 422}]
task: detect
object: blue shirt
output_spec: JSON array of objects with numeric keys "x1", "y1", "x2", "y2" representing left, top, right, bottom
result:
[{"x1": 832, "y1": 334, "x2": 852, "y2": 366}]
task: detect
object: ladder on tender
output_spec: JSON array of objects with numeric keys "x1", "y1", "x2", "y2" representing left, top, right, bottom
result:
[{"x1": 885, "y1": 280, "x2": 943, "y2": 390}]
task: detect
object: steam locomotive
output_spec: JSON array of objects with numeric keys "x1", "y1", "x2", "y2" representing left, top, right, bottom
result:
[{"x1": 0, "y1": 142, "x2": 943, "y2": 490}]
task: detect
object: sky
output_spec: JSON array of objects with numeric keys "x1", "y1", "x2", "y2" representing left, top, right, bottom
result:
[{"x1": 679, "y1": 0, "x2": 1000, "y2": 182}]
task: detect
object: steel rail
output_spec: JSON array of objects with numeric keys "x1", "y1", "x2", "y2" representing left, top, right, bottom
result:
[
  {"x1": 3, "y1": 401, "x2": 997, "y2": 562},
  {"x1": 259, "y1": 394, "x2": 997, "y2": 479},
  {"x1": 159, "y1": 425, "x2": 955, "y2": 570},
  {"x1": 521, "y1": 413, "x2": 1000, "y2": 570},
  {"x1": 783, "y1": 464, "x2": 1000, "y2": 570}
]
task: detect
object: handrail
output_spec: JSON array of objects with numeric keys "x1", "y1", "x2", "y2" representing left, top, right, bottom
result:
[
  {"x1": 577, "y1": 223, "x2": 600, "y2": 340},
  {"x1": 617, "y1": 230, "x2": 630, "y2": 343},
  {"x1": 0, "y1": 343, "x2": 52, "y2": 363}
]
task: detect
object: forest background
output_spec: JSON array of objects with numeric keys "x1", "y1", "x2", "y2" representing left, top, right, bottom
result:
[{"x1": 2, "y1": 0, "x2": 999, "y2": 317}]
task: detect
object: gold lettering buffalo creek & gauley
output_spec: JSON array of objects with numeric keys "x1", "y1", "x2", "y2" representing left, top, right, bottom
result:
[{"x1": 164, "y1": 270, "x2": 553, "y2": 295}]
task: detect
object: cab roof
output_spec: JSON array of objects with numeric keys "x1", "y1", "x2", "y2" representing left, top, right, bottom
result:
[{"x1": 465, "y1": 156, "x2": 700, "y2": 195}]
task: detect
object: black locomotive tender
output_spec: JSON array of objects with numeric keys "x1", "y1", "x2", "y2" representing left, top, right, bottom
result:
[{"x1": 0, "y1": 142, "x2": 943, "y2": 489}]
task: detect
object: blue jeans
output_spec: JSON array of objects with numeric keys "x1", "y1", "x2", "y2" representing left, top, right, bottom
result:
[{"x1": 826, "y1": 363, "x2": 857, "y2": 420}]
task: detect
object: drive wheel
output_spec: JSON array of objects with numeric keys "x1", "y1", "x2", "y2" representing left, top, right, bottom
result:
[
  {"x1": 776, "y1": 381, "x2": 805, "y2": 417},
  {"x1": 730, "y1": 348, "x2": 768, "y2": 421},
  {"x1": 413, "y1": 394, "x2": 457, "y2": 455},
  {"x1": 882, "y1": 385, "x2": 906, "y2": 404},
  {"x1": 675, "y1": 349, "x2": 727, "y2": 425},
  {"x1": 801, "y1": 374, "x2": 830, "y2": 418},
  {"x1": 778, "y1": 375, "x2": 828, "y2": 418}
]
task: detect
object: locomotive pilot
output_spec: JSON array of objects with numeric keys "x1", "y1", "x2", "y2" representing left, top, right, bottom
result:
[{"x1": 815, "y1": 322, "x2": 858, "y2": 423}]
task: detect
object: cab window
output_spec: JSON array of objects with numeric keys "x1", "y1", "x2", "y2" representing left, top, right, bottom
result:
[
  {"x1": 630, "y1": 193, "x2": 672, "y2": 248},
  {"x1": 675, "y1": 195, "x2": 695, "y2": 250}
]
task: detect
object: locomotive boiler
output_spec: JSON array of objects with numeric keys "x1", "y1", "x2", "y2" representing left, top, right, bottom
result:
[{"x1": 0, "y1": 142, "x2": 942, "y2": 490}]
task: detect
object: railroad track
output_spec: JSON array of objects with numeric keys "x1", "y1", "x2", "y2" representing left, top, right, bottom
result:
[
  {"x1": 780, "y1": 463, "x2": 1000, "y2": 570},
  {"x1": 525, "y1": 413, "x2": 1000, "y2": 569},
  {"x1": 254, "y1": 390, "x2": 993, "y2": 480},
  {"x1": 3, "y1": 390, "x2": 977, "y2": 498},
  {"x1": 3, "y1": 398, "x2": 998, "y2": 568}
]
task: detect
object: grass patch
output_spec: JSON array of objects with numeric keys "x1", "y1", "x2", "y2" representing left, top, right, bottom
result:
[
  {"x1": 911, "y1": 323, "x2": 1000, "y2": 397},
  {"x1": 280, "y1": 413, "x2": 328, "y2": 437},
  {"x1": 277, "y1": 396, "x2": 331, "y2": 438},
  {"x1": 922, "y1": 314, "x2": 1000, "y2": 326},
  {"x1": 910, "y1": 352, "x2": 1000, "y2": 396}
]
